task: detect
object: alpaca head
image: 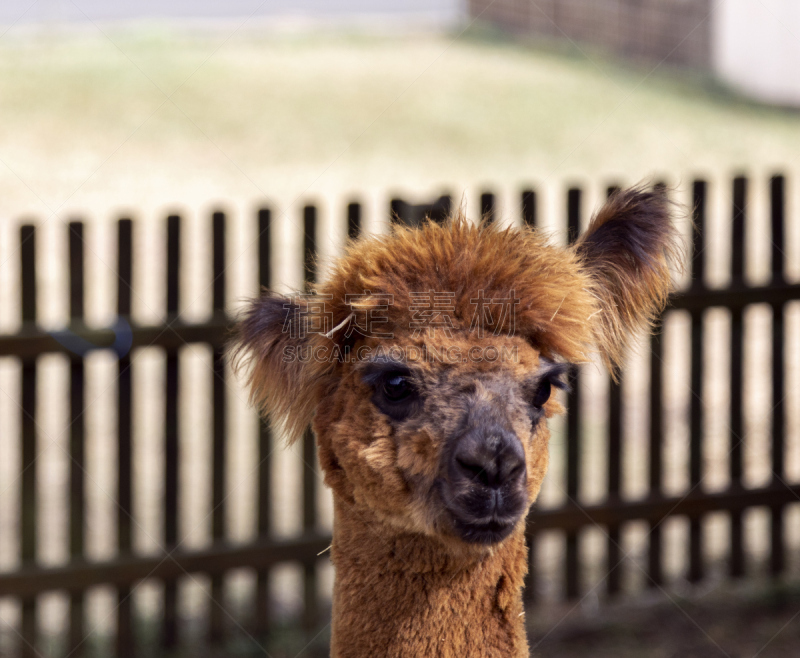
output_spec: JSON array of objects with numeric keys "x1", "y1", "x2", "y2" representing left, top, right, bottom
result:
[{"x1": 234, "y1": 187, "x2": 680, "y2": 550}]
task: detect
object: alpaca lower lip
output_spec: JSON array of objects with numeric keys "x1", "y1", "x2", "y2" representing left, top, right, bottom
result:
[{"x1": 451, "y1": 517, "x2": 516, "y2": 544}]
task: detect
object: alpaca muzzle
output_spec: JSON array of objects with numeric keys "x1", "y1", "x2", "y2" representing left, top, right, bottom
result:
[{"x1": 443, "y1": 424, "x2": 528, "y2": 544}]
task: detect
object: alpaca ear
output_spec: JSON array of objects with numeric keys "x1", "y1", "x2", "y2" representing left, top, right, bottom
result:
[
  {"x1": 232, "y1": 291, "x2": 334, "y2": 442},
  {"x1": 573, "y1": 186, "x2": 682, "y2": 374}
]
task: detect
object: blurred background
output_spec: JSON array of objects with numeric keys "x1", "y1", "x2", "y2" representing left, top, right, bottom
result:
[{"x1": 0, "y1": 1, "x2": 799, "y2": 656}]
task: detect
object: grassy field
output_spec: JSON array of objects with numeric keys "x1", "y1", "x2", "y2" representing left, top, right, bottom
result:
[{"x1": 1, "y1": 23, "x2": 800, "y2": 222}]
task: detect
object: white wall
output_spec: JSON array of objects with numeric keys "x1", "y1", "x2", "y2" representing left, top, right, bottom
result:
[{"x1": 713, "y1": 0, "x2": 800, "y2": 107}]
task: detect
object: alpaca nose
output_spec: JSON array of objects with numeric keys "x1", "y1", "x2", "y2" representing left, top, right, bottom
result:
[{"x1": 453, "y1": 429, "x2": 526, "y2": 489}]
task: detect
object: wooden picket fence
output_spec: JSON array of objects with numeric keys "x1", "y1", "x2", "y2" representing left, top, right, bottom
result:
[{"x1": 0, "y1": 175, "x2": 797, "y2": 656}]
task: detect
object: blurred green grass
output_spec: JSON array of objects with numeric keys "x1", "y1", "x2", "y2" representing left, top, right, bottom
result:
[{"x1": 1, "y1": 24, "x2": 799, "y2": 219}]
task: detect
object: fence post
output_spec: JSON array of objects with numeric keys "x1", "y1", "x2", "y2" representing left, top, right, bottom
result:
[
  {"x1": 565, "y1": 187, "x2": 581, "y2": 600},
  {"x1": 647, "y1": 181, "x2": 666, "y2": 588},
  {"x1": 770, "y1": 174, "x2": 786, "y2": 577},
  {"x1": 605, "y1": 185, "x2": 623, "y2": 597},
  {"x1": 688, "y1": 179, "x2": 707, "y2": 583},
  {"x1": 163, "y1": 214, "x2": 181, "y2": 649},
  {"x1": 210, "y1": 211, "x2": 228, "y2": 643},
  {"x1": 390, "y1": 195, "x2": 451, "y2": 227},
  {"x1": 648, "y1": 319, "x2": 664, "y2": 586},
  {"x1": 117, "y1": 218, "x2": 134, "y2": 658},
  {"x1": 522, "y1": 187, "x2": 539, "y2": 606},
  {"x1": 255, "y1": 208, "x2": 273, "y2": 637},
  {"x1": 20, "y1": 224, "x2": 37, "y2": 658},
  {"x1": 480, "y1": 192, "x2": 496, "y2": 224},
  {"x1": 302, "y1": 205, "x2": 320, "y2": 631},
  {"x1": 521, "y1": 189, "x2": 536, "y2": 228},
  {"x1": 729, "y1": 177, "x2": 746, "y2": 578},
  {"x1": 68, "y1": 221, "x2": 86, "y2": 656},
  {"x1": 347, "y1": 202, "x2": 361, "y2": 240}
]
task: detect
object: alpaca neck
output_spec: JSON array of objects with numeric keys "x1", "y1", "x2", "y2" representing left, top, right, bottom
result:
[{"x1": 329, "y1": 497, "x2": 530, "y2": 658}]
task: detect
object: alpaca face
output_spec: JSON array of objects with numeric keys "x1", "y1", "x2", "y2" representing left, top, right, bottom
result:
[
  {"x1": 234, "y1": 187, "x2": 680, "y2": 549},
  {"x1": 309, "y1": 330, "x2": 568, "y2": 546},
  {"x1": 352, "y1": 337, "x2": 570, "y2": 545}
]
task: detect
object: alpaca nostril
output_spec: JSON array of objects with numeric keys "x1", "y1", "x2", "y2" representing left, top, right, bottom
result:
[
  {"x1": 456, "y1": 457, "x2": 491, "y2": 486},
  {"x1": 507, "y1": 463, "x2": 525, "y2": 481},
  {"x1": 453, "y1": 433, "x2": 526, "y2": 489},
  {"x1": 495, "y1": 452, "x2": 526, "y2": 488}
]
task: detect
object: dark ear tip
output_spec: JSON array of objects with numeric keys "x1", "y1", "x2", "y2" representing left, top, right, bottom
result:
[
  {"x1": 229, "y1": 291, "x2": 294, "y2": 361},
  {"x1": 604, "y1": 185, "x2": 671, "y2": 223},
  {"x1": 574, "y1": 183, "x2": 685, "y2": 373},
  {"x1": 576, "y1": 184, "x2": 682, "y2": 272},
  {"x1": 238, "y1": 290, "x2": 294, "y2": 332},
  {"x1": 228, "y1": 290, "x2": 329, "y2": 442}
]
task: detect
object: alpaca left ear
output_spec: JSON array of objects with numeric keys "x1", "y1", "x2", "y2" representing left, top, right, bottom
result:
[
  {"x1": 573, "y1": 186, "x2": 682, "y2": 374},
  {"x1": 231, "y1": 290, "x2": 336, "y2": 442}
]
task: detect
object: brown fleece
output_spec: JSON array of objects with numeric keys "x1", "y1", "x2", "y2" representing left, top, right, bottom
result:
[
  {"x1": 232, "y1": 186, "x2": 682, "y2": 657},
  {"x1": 328, "y1": 499, "x2": 529, "y2": 658}
]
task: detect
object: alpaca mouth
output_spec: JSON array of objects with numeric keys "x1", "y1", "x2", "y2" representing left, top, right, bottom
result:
[
  {"x1": 438, "y1": 483, "x2": 525, "y2": 545},
  {"x1": 450, "y1": 515, "x2": 516, "y2": 545}
]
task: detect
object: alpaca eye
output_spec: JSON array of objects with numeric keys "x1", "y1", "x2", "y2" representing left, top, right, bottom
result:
[
  {"x1": 382, "y1": 374, "x2": 414, "y2": 402},
  {"x1": 531, "y1": 380, "x2": 552, "y2": 408},
  {"x1": 363, "y1": 363, "x2": 421, "y2": 421}
]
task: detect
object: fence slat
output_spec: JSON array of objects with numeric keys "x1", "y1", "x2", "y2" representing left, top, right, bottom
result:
[
  {"x1": 691, "y1": 180, "x2": 707, "y2": 285},
  {"x1": 770, "y1": 175, "x2": 786, "y2": 283},
  {"x1": 729, "y1": 303, "x2": 744, "y2": 577},
  {"x1": 20, "y1": 225, "x2": 37, "y2": 658},
  {"x1": 521, "y1": 189, "x2": 536, "y2": 228},
  {"x1": 648, "y1": 323, "x2": 664, "y2": 586},
  {"x1": 480, "y1": 192, "x2": 496, "y2": 224},
  {"x1": 648, "y1": 179, "x2": 669, "y2": 590},
  {"x1": 302, "y1": 205, "x2": 319, "y2": 630},
  {"x1": 256, "y1": 208, "x2": 273, "y2": 636},
  {"x1": 731, "y1": 177, "x2": 746, "y2": 284},
  {"x1": 347, "y1": 202, "x2": 361, "y2": 240},
  {"x1": 116, "y1": 218, "x2": 134, "y2": 658},
  {"x1": 606, "y1": 378, "x2": 622, "y2": 595},
  {"x1": 565, "y1": 187, "x2": 581, "y2": 599},
  {"x1": 210, "y1": 211, "x2": 227, "y2": 643},
  {"x1": 523, "y1": 517, "x2": 537, "y2": 605},
  {"x1": 524, "y1": 155, "x2": 539, "y2": 603},
  {"x1": 68, "y1": 221, "x2": 86, "y2": 656},
  {"x1": 644, "y1": 175, "x2": 665, "y2": 589},
  {"x1": 605, "y1": 185, "x2": 623, "y2": 596},
  {"x1": 390, "y1": 195, "x2": 451, "y2": 227},
  {"x1": 729, "y1": 177, "x2": 746, "y2": 578},
  {"x1": 771, "y1": 300, "x2": 785, "y2": 578},
  {"x1": 163, "y1": 215, "x2": 181, "y2": 648},
  {"x1": 770, "y1": 175, "x2": 786, "y2": 577},
  {"x1": 523, "y1": 172, "x2": 541, "y2": 605},
  {"x1": 689, "y1": 180, "x2": 707, "y2": 583}
]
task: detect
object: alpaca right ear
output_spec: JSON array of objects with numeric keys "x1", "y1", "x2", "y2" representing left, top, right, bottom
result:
[
  {"x1": 232, "y1": 291, "x2": 332, "y2": 442},
  {"x1": 573, "y1": 186, "x2": 682, "y2": 374}
]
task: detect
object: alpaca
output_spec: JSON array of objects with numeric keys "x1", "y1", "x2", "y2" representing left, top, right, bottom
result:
[{"x1": 234, "y1": 187, "x2": 680, "y2": 657}]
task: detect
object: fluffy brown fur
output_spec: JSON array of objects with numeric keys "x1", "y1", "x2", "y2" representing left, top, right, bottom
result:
[
  {"x1": 232, "y1": 186, "x2": 681, "y2": 657},
  {"x1": 575, "y1": 186, "x2": 681, "y2": 374}
]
